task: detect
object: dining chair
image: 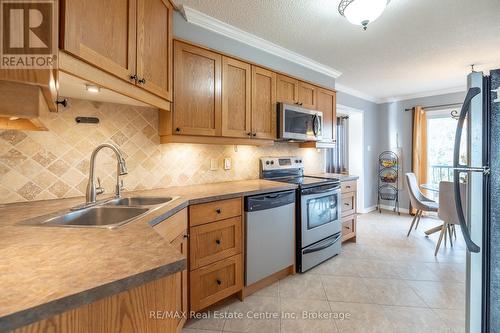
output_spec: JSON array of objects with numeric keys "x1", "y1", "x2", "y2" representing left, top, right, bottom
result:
[
  {"x1": 405, "y1": 173, "x2": 439, "y2": 237},
  {"x1": 435, "y1": 181, "x2": 467, "y2": 256}
]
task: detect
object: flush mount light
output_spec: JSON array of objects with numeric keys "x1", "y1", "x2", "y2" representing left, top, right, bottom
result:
[
  {"x1": 338, "y1": 0, "x2": 389, "y2": 30},
  {"x1": 85, "y1": 84, "x2": 101, "y2": 93}
]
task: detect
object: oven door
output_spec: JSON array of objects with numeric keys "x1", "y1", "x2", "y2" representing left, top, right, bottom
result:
[
  {"x1": 300, "y1": 184, "x2": 341, "y2": 247},
  {"x1": 279, "y1": 103, "x2": 323, "y2": 141}
]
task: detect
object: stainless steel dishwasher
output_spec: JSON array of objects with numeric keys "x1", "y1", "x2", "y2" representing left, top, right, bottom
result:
[{"x1": 244, "y1": 190, "x2": 295, "y2": 286}]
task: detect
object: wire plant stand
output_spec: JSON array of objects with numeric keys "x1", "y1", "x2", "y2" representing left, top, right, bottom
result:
[{"x1": 377, "y1": 151, "x2": 400, "y2": 215}]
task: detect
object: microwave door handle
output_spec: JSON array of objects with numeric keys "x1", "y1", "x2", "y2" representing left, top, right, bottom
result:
[
  {"x1": 452, "y1": 87, "x2": 481, "y2": 253},
  {"x1": 312, "y1": 115, "x2": 318, "y2": 136}
]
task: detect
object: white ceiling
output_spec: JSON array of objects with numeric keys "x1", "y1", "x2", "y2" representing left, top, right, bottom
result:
[{"x1": 172, "y1": 0, "x2": 500, "y2": 103}]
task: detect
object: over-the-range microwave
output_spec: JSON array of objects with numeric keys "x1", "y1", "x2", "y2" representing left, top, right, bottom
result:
[{"x1": 277, "y1": 103, "x2": 323, "y2": 141}]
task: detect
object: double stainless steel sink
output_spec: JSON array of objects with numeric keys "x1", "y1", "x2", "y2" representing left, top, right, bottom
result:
[{"x1": 21, "y1": 196, "x2": 177, "y2": 229}]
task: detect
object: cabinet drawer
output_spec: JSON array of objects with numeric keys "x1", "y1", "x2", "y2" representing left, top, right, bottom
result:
[
  {"x1": 342, "y1": 216, "x2": 356, "y2": 242},
  {"x1": 341, "y1": 192, "x2": 356, "y2": 217},
  {"x1": 190, "y1": 216, "x2": 242, "y2": 270},
  {"x1": 153, "y1": 208, "x2": 187, "y2": 243},
  {"x1": 190, "y1": 254, "x2": 243, "y2": 312},
  {"x1": 341, "y1": 180, "x2": 357, "y2": 193},
  {"x1": 190, "y1": 198, "x2": 242, "y2": 226}
]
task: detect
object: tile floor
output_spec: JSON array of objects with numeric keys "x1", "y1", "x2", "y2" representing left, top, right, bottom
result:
[{"x1": 183, "y1": 211, "x2": 466, "y2": 333}]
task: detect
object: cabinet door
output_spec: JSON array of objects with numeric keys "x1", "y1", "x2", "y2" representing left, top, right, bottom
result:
[
  {"x1": 137, "y1": 0, "x2": 173, "y2": 100},
  {"x1": 316, "y1": 88, "x2": 336, "y2": 142},
  {"x1": 173, "y1": 41, "x2": 222, "y2": 136},
  {"x1": 221, "y1": 57, "x2": 251, "y2": 138},
  {"x1": 298, "y1": 81, "x2": 317, "y2": 109},
  {"x1": 62, "y1": 0, "x2": 137, "y2": 83},
  {"x1": 171, "y1": 231, "x2": 188, "y2": 331},
  {"x1": 276, "y1": 75, "x2": 298, "y2": 104},
  {"x1": 251, "y1": 66, "x2": 276, "y2": 140}
]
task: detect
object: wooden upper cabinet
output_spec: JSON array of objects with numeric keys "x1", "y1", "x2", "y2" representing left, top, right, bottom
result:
[
  {"x1": 316, "y1": 88, "x2": 337, "y2": 142},
  {"x1": 61, "y1": 0, "x2": 137, "y2": 83},
  {"x1": 173, "y1": 41, "x2": 222, "y2": 136},
  {"x1": 136, "y1": 0, "x2": 173, "y2": 100},
  {"x1": 251, "y1": 66, "x2": 276, "y2": 140},
  {"x1": 276, "y1": 75, "x2": 299, "y2": 104},
  {"x1": 298, "y1": 81, "x2": 317, "y2": 109},
  {"x1": 222, "y1": 57, "x2": 251, "y2": 138}
]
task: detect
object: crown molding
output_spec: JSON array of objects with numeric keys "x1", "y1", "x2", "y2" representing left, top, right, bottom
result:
[
  {"x1": 334, "y1": 83, "x2": 380, "y2": 103},
  {"x1": 180, "y1": 5, "x2": 342, "y2": 79},
  {"x1": 379, "y1": 86, "x2": 466, "y2": 104}
]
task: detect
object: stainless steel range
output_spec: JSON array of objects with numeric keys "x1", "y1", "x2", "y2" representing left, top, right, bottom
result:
[{"x1": 260, "y1": 156, "x2": 341, "y2": 272}]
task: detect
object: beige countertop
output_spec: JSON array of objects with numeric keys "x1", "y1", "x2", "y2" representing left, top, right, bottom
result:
[
  {"x1": 308, "y1": 173, "x2": 359, "y2": 182},
  {"x1": 0, "y1": 179, "x2": 297, "y2": 331}
]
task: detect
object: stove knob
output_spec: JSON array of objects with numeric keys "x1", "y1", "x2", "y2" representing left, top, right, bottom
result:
[
  {"x1": 295, "y1": 159, "x2": 299, "y2": 163},
  {"x1": 299, "y1": 159, "x2": 302, "y2": 163},
  {"x1": 270, "y1": 161, "x2": 274, "y2": 165},
  {"x1": 266, "y1": 161, "x2": 270, "y2": 165}
]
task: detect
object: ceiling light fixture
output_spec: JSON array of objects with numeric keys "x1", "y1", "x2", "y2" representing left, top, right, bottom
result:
[
  {"x1": 338, "y1": 0, "x2": 389, "y2": 30},
  {"x1": 85, "y1": 84, "x2": 101, "y2": 93}
]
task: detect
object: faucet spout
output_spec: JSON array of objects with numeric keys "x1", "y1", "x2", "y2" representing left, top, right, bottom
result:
[{"x1": 85, "y1": 143, "x2": 127, "y2": 204}]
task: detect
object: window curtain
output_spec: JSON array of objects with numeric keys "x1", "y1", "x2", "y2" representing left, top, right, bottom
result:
[
  {"x1": 326, "y1": 116, "x2": 349, "y2": 174},
  {"x1": 411, "y1": 106, "x2": 428, "y2": 214}
]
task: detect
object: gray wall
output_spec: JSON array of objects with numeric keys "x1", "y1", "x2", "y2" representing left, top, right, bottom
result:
[
  {"x1": 173, "y1": 12, "x2": 335, "y2": 89},
  {"x1": 377, "y1": 91, "x2": 466, "y2": 209},
  {"x1": 336, "y1": 92, "x2": 382, "y2": 210}
]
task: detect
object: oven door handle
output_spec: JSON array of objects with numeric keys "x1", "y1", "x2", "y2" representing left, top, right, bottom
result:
[
  {"x1": 303, "y1": 232, "x2": 341, "y2": 254},
  {"x1": 301, "y1": 185, "x2": 340, "y2": 196}
]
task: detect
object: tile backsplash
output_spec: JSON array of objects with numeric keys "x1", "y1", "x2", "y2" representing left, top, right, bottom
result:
[{"x1": 0, "y1": 98, "x2": 324, "y2": 204}]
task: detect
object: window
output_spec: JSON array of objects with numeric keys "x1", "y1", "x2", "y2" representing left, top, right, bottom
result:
[{"x1": 426, "y1": 108, "x2": 466, "y2": 186}]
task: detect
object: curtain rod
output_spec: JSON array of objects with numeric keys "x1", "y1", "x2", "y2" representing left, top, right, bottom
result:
[{"x1": 404, "y1": 102, "x2": 462, "y2": 112}]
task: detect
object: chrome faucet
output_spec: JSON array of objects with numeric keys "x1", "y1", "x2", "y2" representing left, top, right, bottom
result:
[{"x1": 85, "y1": 143, "x2": 128, "y2": 204}]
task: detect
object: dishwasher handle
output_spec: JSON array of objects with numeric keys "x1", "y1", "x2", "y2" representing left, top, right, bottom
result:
[{"x1": 245, "y1": 190, "x2": 295, "y2": 212}]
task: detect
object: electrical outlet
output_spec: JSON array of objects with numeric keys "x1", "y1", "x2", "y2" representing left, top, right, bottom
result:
[
  {"x1": 210, "y1": 158, "x2": 218, "y2": 171},
  {"x1": 224, "y1": 157, "x2": 231, "y2": 170}
]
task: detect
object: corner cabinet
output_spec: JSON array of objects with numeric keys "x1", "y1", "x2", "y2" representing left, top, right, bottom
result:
[
  {"x1": 60, "y1": 0, "x2": 173, "y2": 107},
  {"x1": 172, "y1": 41, "x2": 222, "y2": 137},
  {"x1": 251, "y1": 66, "x2": 277, "y2": 140}
]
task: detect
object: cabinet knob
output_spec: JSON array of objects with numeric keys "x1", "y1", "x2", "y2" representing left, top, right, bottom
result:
[
  {"x1": 216, "y1": 279, "x2": 222, "y2": 285},
  {"x1": 130, "y1": 74, "x2": 138, "y2": 81},
  {"x1": 252, "y1": 133, "x2": 257, "y2": 137},
  {"x1": 215, "y1": 239, "x2": 221, "y2": 245},
  {"x1": 138, "y1": 78, "x2": 146, "y2": 85},
  {"x1": 175, "y1": 127, "x2": 181, "y2": 132},
  {"x1": 215, "y1": 208, "x2": 221, "y2": 214},
  {"x1": 247, "y1": 132, "x2": 252, "y2": 136},
  {"x1": 183, "y1": 234, "x2": 189, "y2": 239},
  {"x1": 56, "y1": 98, "x2": 68, "y2": 108}
]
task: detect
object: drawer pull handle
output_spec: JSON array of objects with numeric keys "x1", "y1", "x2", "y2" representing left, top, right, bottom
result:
[
  {"x1": 346, "y1": 186, "x2": 351, "y2": 188},
  {"x1": 345, "y1": 226, "x2": 351, "y2": 230},
  {"x1": 344, "y1": 203, "x2": 350, "y2": 206},
  {"x1": 215, "y1": 239, "x2": 221, "y2": 245},
  {"x1": 216, "y1": 279, "x2": 222, "y2": 285},
  {"x1": 215, "y1": 208, "x2": 221, "y2": 214}
]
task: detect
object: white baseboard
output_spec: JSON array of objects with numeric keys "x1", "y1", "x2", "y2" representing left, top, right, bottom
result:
[
  {"x1": 358, "y1": 205, "x2": 410, "y2": 215},
  {"x1": 359, "y1": 205, "x2": 377, "y2": 214}
]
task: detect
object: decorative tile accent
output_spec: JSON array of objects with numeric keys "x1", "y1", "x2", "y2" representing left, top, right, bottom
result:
[{"x1": 0, "y1": 98, "x2": 324, "y2": 204}]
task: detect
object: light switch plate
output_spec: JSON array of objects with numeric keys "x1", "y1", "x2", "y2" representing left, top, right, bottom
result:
[
  {"x1": 224, "y1": 157, "x2": 231, "y2": 170},
  {"x1": 210, "y1": 158, "x2": 218, "y2": 171}
]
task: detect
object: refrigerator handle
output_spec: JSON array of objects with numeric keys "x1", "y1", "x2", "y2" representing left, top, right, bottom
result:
[{"x1": 453, "y1": 87, "x2": 481, "y2": 253}]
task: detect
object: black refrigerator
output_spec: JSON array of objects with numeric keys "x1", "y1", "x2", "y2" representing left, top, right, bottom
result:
[{"x1": 453, "y1": 69, "x2": 500, "y2": 332}]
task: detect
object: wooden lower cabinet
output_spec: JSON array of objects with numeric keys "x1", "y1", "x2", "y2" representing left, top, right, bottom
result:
[
  {"x1": 340, "y1": 179, "x2": 358, "y2": 243},
  {"x1": 341, "y1": 215, "x2": 357, "y2": 242},
  {"x1": 190, "y1": 216, "x2": 242, "y2": 270},
  {"x1": 153, "y1": 209, "x2": 188, "y2": 332},
  {"x1": 13, "y1": 274, "x2": 181, "y2": 333},
  {"x1": 190, "y1": 254, "x2": 243, "y2": 312},
  {"x1": 189, "y1": 198, "x2": 244, "y2": 312}
]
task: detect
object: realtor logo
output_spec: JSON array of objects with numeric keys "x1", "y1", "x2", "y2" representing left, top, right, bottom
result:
[{"x1": 1, "y1": 0, "x2": 56, "y2": 68}]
